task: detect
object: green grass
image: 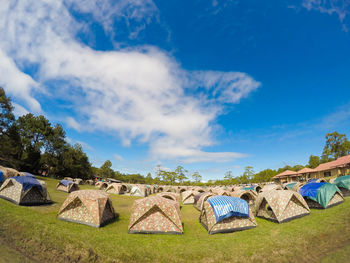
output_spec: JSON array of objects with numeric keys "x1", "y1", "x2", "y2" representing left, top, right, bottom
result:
[{"x1": 1, "y1": 176, "x2": 350, "y2": 263}]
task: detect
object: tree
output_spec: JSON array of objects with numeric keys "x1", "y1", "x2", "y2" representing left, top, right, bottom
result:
[
  {"x1": 321, "y1": 131, "x2": 350, "y2": 162},
  {"x1": 192, "y1": 172, "x2": 202, "y2": 183},
  {"x1": 224, "y1": 171, "x2": 233, "y2": 180},
  {"x1": 0, "y1": 87, "x2": 15, "y2": 136},
  {"x1": 175, "y1": 165, "x2": 188, "y2": 184},
  {"x1": 100, "y1": 160, "x2": 114, "y2": 178},
  {"x1": 145, "y1": 172, "x2": 153, "y2": 184},
  {"x1": 308, "y1": 155, "x2": 320, "y2": 168}
]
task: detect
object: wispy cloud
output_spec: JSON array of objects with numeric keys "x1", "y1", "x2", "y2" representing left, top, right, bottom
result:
[{"x1": 0, "y1": 0, "x2": 260, "y2": 164}]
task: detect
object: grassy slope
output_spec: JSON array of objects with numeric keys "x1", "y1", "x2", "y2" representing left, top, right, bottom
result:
[{"x1": 0, "y1": 176, "x2": 350, "y2": 263}]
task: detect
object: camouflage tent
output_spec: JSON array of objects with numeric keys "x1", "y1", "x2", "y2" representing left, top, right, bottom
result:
[
  {"x1": 182, "y1": 190, "x2": 198, "y2": 204},
  {"x1": 0, "y1": 166, "x2": 21, "y2": 181},
  {"x1": 214, "y1": 190, "x2": 231, "y2": 196},
  {"x1": 177, "y1": 187, "x2": 187, "y2": 194},
  {"x1": 231, "y1": 190, "x2": 257, "y2": 213},
  {"x1": 195, "y1": 192, "x2": 215, "y2": 211},
  {"x1": 333, "y1": 175, "x2": 350, "y2": 196},
  {"x1": 95, "y1": 181, "x2": 109, "y2": 190},
  {"x1": 299, "y1": 183, "x2": 344, "y2": 209},
  {"x1": 64, "y1": 177, "x2": 73, "y2": 181},
  {"x1": 0, "y1": 176, "x2": 51, "y2": 205},
  {"x1": 73, "y1": 178, "x2": 83, "y2": 185},
  {"x1": 260, "y1": 184, "x2": 283, "y2": 192},
  {"x1": 291, "y1": 182, "x2": 305, "y2": 192},
  {"x1": 130, "y1": 185, "x2": 148, "y2": 197},
  {"x1": 56, "y1": 180, "x2": 79, "y2": 193},
  {"x1": 128, "y1": 196, "x2": 183, "y2": 234},
  {"x1": 255, "y1": 190, "x2": 310, "y2": 223},
  {"x1": 58, "y1": 190, "x2": 116, "y2": 227},
  {"x1": 157, "y1": 192, "x2": 180, "y2": 203},
  {"x1": 86, "y1": 179, "x2": 94, "y2": 185},
  {"x1": 200, "y1": 196, "x2": 257, "y2": 234},
  {"x1": 106, "y1": 183, "x2": 128, "y2": 195}
]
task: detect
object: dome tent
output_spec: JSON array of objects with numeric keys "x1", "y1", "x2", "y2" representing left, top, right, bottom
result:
[
  {"x1": 58, "y1": 190, "x2": 116, "y2": 227},
  {"x1": 255, "y1": 190, "x2": 310, "y2": 223},
  {"x1": 128, "y1": 196, "x2": 183, "y2": 234},
  {"x1": 299, "y1": 183, "x2": 344, "y2": 209},
  {"x1": 0, "y1": 176, "x2": 51, "y2": 205},
  {"x1": 333, "y1": 175, "x2": 350, "y2": 196},
  {"x1": 231, "y1": 190, "x2": 258, "y2": 213},
  {"x1": 195, "y1": 192, "x2": 216, "y2": 211},
  {"x1": 106, "y1": 183, "x2": 128, "y2": 195},
  {"x1": 200, "y1": 196, "x2": 257, "y2": 234},
  {"x1": 130, "y1": 185, "x2": 148, "y2": 197},
  {"x1": 182, "y1": 190, "x2": 198, "y2": 204},
  {"x1": 56, "y1": 180, "x2": 79, "y2": 193},
  {"x1": 157, "y1": 192, "x2": 180, "y2": 203}
]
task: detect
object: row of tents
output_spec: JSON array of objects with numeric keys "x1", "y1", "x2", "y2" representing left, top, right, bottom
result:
[{"x1": 0, "y1": 165, "x2": 349, "y2": 234}]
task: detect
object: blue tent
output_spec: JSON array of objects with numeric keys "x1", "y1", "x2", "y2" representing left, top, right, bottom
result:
[
  {"x1": 0, "y1": 171, "x2": 3, "y2": 183},
  {"x1": 299, "y1": 182, "x2": 342, "y2": 208},
  {"x1": 13, "y1": 176, "x2": 42, "y2": 192},
  {"x1": 59, "y1": 179, "x2": 74, "y2": 187},
  {"x1": 207, "y1": 196, "x2": 249, "y2": 223},
  {"x1": 21, "y1": 172, "x2": 36, "y2": 178}
]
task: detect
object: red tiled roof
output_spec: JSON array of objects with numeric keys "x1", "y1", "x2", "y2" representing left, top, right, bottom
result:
[
  {"x1": 314, "y1": 154, "x2": 350, "y2": 172},
  {"x1": 273, "y1": 170, "x2": 298, "y2": 179},
  {"x1": 297, "y1": 167, "x2": 316, "y2": 174}
]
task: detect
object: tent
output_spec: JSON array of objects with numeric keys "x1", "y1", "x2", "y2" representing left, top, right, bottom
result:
[
  {"x1": 333, "y1": 175, "x2": 350, "y2": 196},
  {"x1": 56, "y1": 180, "x2": 79, "y2": 193},
  {"x1": 215, "y1": 190, "x2": 231, "y2": 196},
  {"x1": 157, "y1": 192, "x2": 180, "y2": 203},
  {"x1": 86, "y1": 179, "x2": 94, "y2": 185},
  {"x1": 128, "y1": 196, "x2": 183, "y2": 234},
  {"x1": 307, "y1": 178, "x2": 326, "y2": 183},
  {"x1": 260, "y1": 184, "x2": 283, "y2": 192},
  {"x1": 0, "y1": 176, "x2": 51, "y2": 205},
  {"x1": 64, "y1": 177, "x2": 73, "y2": 181},
  {"x1": 299, "y1": 183, "x2": 344, "y2": 209},
  {"x1": 73, "y1": 178, "x2": 83, "y2": 185},
  {"x1": 0, "y1": 166, "x2": 21, "y2": 180},
  {"x1": 21, "y1": 172, "x2": 36, "y2": 178},
  {"x1": 255, "y1": 190, "x2": 310, "y2": 223},
  {"x1": 130, "y1": 185, "x2": 147, "y2": 197},
  {"x1": 195, "y1": 192, "x2": 215, "y2": 211},
  {"x1": 58, "y1": 190, "x2": 116, "y2": 227},
  {"x1": 182, "y1": 190, "x2": 198, "y2": 204},
  {"x1": 283, "y1": 182, "x2": 297, "y2": 190},
  {"x1": 291, "y1": 182, "x2": 305, "y2": 192},
  {"x1": 96, "y1": 181, "x2": 109, "y2": 190},
  {"x1": 0, "y1": 171, "x2": 3, "y2": 184},
  {"x1": 231, "y1": 190, "x2": 258, "y2": 213},
  {"x1": 106, "y1": 183, "x2": 128, "y2": 195},
  {"x1": 200, "y1": 196, "x2": 257, "y2": 234}
]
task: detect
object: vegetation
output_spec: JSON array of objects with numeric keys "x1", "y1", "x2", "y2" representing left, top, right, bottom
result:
[{"x1": 0, "y1": 176, "x2": 350, "y2": 263}]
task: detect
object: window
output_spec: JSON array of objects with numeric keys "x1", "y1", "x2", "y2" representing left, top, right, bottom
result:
[{"x1": 324, "y1": 171, "x2": 331, "y2": 177}]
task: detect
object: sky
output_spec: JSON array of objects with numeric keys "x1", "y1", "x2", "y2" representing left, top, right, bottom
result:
[{"x1": 1, "y1": 0, "x2": 350, "y2": 181}]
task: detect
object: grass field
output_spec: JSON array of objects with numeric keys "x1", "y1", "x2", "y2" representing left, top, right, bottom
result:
[{"x1": 0, "y1": 176, "x2": 350, "y2": 263}]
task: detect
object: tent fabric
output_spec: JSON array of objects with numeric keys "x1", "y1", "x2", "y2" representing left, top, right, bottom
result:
[
  {"x1": 307, "y1": 179, "x2": 318, "y2": 183},
  {"x1": 0, "y1": 178, "x2": 51, "y2": 205},
  {"x1": 58, "y1": 190, "x2": 116, "y2": 227},
  {"x1": 300, "y1": 183, "x2": 342, "y2": 209},
  {"x1": 182, "y1": 190, "x2": 198, "y2": 204},
  {"x1": 200, "y1": 199, "x2": 257, "y2": 234},
  {"x1": 60, "y1": 179, "x2": 74, "y2": 187},
  {"x1": 128, "y1": 196, "x2": 183, "y2": 234},
  {"x1": 207, "y1": 196, "x2": 249, "y2": 223},
  {"x1": 242, "y1": 186, "x2": 254, "y2": 191},
  {"x1": 13, "y1": 176, "x2": 42, "y2": 192},
  {"x1": 0, "y1": 171, "x2": 3, "y2": 182},
  {"x1": 157, "y1": 192, "x2": 180, "y2": 203},
  {"x1": 334, "y1": 175, "x2": 350, "y2": 190},
  {"x1": 21, "y1": 172, "x2": 36, "y2": 178},
  {"x1": 195, "y1": 192, "x2": 216, "y2": 211},
  {"x1": 255, "y1": 190, "x2": 310, "y2": 223},
  {"x1": 285, "y1": 182, "x2": 297, "y2": 190}
]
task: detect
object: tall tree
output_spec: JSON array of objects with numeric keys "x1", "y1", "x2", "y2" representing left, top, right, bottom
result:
[
  {"x1": 308, "y1": 155, "x2": 320, "y2": 168},
  {"x1": 224, "y1": 171, "x2": 233, "y2": 180},
  {"x1": 192, "y1": 172, "x2": 202, "y2": 183},
  {"x1": 321, "y1": 131, "x2": 350, "y2": 162},
  {"x1": 100, "y1": 160, "x2": 114, "y2": 178},
  {"x1": 175, "y1": 165, "x2": 188, "y2": 184}
]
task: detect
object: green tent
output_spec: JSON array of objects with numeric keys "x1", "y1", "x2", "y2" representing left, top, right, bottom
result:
[{"x1": 334, "y1": 175, "x2": 350, "y2": 196}]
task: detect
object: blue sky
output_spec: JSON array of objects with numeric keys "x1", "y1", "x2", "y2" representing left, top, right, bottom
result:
[{"x1": 1, "y1": 0, "x2": 350, "y2": 181}]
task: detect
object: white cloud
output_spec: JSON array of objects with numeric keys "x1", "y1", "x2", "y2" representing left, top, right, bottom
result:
[
  {"x1": 12, "y1": 103, "x2": 29, "y2": 117},
  {"x1": 0, "y1": 0, "x2": 260, "y2": 164},
  {"x1": 302, "y1": 0, "x2": 350, "y2": 31}
]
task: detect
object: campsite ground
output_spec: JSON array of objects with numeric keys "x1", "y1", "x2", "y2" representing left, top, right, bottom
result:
[{"x1": 0, "y1": 177, "x2": 350, "y2": 263}]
